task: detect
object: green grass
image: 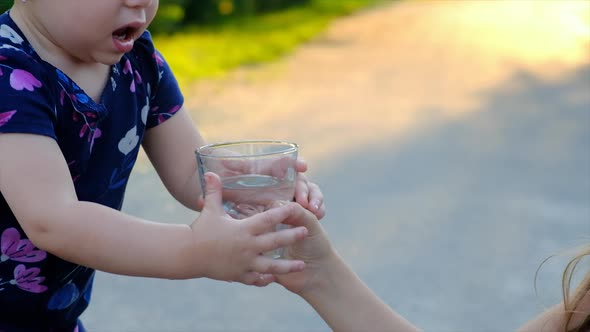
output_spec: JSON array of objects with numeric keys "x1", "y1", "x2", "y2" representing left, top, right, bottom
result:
[{"x1": 153, "y1": 0, "x2": 390, "y2": 87}]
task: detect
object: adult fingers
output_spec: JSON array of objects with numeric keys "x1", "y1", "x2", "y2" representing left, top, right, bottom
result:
[
  {"x1": 246, "y1": 202, "x2": 298, "y2": 235},
  {"x1": 254, "y1": 225, "x2": 308, "y2": 253},
  {"x1": 279, "y1": 206, "x2": 319, "y2": 230}
]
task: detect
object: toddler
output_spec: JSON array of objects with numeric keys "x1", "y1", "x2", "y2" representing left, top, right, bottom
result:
[{"x1": 0, "y1": 0, "x2": 325, "y2": 331}]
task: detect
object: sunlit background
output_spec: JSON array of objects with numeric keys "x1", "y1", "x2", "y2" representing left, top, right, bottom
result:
[{"x1": 82, "y1": 1, "x2": 589, "y2": 331}]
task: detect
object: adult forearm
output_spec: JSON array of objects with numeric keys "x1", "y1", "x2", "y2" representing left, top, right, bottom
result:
[
  {"x1": 27, "y1": 201, "x2": 198, "y2": 279},
  {"x1": 302, "y1": 254, "x2": 421, "y2": 332}
]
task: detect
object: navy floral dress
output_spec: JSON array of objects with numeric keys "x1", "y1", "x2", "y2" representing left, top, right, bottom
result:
[{"x1": 0, "y1": 11, "x2": 183, "y2": 331}]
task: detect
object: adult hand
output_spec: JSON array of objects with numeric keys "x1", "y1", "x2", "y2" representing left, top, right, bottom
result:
[{"x1": 274, "y1": 207, "x2": 335, "y2": 294}]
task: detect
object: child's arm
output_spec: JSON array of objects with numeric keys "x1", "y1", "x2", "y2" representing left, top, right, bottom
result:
[
  {"x1": 142, "y1": 108, "x2": 205, "y2": 211},
  {"x1": 0, "y1": 133, "x2": 308, "y2": 283}
]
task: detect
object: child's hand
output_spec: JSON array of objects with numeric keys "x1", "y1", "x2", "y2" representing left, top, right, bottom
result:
[
  {"x1": 295, "y1": 159, "x2": 326, "y2": 220},
  {"x1": 190, "y1": 172, "x2": 309, "y2": 286}
]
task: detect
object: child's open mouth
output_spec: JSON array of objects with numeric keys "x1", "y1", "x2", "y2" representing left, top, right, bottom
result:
[{"x1": 112, "y1": 26, "x2": 138, "y2": 53}]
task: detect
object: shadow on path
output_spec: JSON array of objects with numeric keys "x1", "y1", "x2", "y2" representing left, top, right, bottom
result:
[
  {"x1": 83, "y1": 62, "x2": 590, "y2": 331},
  {"x1": 317, "y1": 64, "x2": 590, "y2": 331}
]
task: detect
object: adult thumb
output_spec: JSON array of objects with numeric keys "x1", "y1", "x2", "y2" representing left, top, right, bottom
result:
[{"x1": 202, "y1": 172, "x2": 224, "y2": 213}]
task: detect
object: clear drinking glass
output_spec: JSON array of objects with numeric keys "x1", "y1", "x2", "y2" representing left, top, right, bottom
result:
[{"x1": 196, "y1": 140, "x2": 298, "y2": 258}]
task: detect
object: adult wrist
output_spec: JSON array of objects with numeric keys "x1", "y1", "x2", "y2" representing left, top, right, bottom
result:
[{"x1": 298, "y1": 249, "x2": 347, "y2": 301}]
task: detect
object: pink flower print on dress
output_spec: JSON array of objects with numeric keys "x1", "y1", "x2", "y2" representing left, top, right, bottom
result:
[
  {"x1": 134, "y1": 70, "x2": 142, "y2": 84},
  {"x1": 89, "y1": 128, "x2": 102, "y2": 153},
  {"x1": 0, "y1": 55, "x2": 6, "y2": 77},
  {"x1": 0, "y1": 228, "x2": 47, "y2": 263},
  {"x1": 131, "y1": 70, "x2": 143, "y2": 93},
  {"x1": 10, "y1": 69, "x2": 42, "y2": 91},
  {"x1": 60, "y1": 89, "x2": 67, "y2": 106},
  {"x1": 156, "y1": 105, "x2": 181, "y2": 125},
  {"x1": 0, "y1": 110, "x2": 16, "y2": 127},
  {"x1": 78, "y1": 112, "x2": 102, "y2": 153},
  {"x1": 122, "y1": 59, "x2": 138, "y2": 92},
  {"x1": 123, "y1": 59, "x2": 133, "y2": 75},
  {"x1": 10, "y1": 264, "x2": 48, "y2": 293},
  {"x1": 153, "y1": 52, "x2": 164, "y2": 66}
]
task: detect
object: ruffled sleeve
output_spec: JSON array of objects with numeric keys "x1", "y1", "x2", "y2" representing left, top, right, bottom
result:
[{"x1": 133, "y1": 31, "x2": 184, "y2": 129}]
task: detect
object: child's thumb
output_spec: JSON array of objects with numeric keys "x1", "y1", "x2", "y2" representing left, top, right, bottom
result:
[
  {"x1": 295, "y1": 158, "x2": 308, "y2": 172},
  {"x1": 203, "y1": 172, "x2": 224, "y2": 213}
]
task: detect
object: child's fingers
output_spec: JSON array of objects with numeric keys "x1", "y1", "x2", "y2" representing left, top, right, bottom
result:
[
  {"x1": 295, "y1": 158, "x2": 308, "y2": 173},
  {"x1": 196, "y1": 196, "x2": 205, "y2": 211},
  {"x1": 270, "y1": 157, "x2": 294, "y2": 178},
  {"x1": 294, "y1": 175, "x2": 325, "y2": 219},
  {"x1": 239, "y1": 271, "x2": 260, "y2": 285},
  {"x1": 246, "y1": 202, "x2": 297, "y2": 235},
  {"x1": 314, "y1": 202, "x2": 326, "y2": 220},
  {"x1": 306, "y1": 182, "x2": 325, "y2": 219},
  {"x1": 222, "y1": 157, "x2": 296, "y2": 178},
  {"x1": 294, "y1": 174, "x2": 310, "y2": 208},
  {"x1": 307, "y1": 182, "x2": 322, "y2": 211},
  {"x1": 220, "y1": 158, "x2": 249, "y2": 173},
  {"x1": 279, "y1": 206, "x2": 317, "y2": 228},
  {"x1": 250, "y1": 256, "x2": 305, "y2": 275},
  {"x1": 238, "y1": 272, "x2": 274, "y2": 287},
  {"x1": 253, "y1": 274, "x2": 276, "y2": 287},
  {"x1": 254, "y1": 225, "x2": 308, "y2": 253}
]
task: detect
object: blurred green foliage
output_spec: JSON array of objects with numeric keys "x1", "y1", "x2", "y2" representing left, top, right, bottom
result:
[
  {"x1": 0, "y1": 1, "x2": 10, "y2": 14},
  {"x1": 156, "y1": 0, "x2": 387, "y2": 87},
  {"x1": 1, "y1": 1, "x2": 378, "y2": 35},
  {"x1": 2, "y1": 0, "x2": 303, "y2": 27},
  {"x1": 0, "y1": 1, "x2": 312, "y2": 34},
  {"x1": 153, "y1": 0, "x2": 311, "y2": 34},
  {"x1": 1, "y1": 0, "x2": 388, "y2": 85}
]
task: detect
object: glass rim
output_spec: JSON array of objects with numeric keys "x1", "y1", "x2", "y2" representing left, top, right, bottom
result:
[{"x1": 195, "y1": 140, "x2": 298, "y2": 158}]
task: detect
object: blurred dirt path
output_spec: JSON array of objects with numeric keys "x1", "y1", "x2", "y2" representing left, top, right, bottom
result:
[
  {"x1": 86, "y1": 2, "x2": 589, "y2": 331},
  {"x1": 180, "y1": 0, "x2": 589, "y2": 167}
]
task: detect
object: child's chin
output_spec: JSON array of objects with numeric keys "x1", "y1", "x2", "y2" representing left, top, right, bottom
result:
[{"x1": 97, "y1": 53, "x2": 126, "y2": 66}]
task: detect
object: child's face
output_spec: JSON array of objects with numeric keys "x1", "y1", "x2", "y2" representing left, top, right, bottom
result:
[{"x1": 25, "y1": 0, "x2": 159, "y2": 64}]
